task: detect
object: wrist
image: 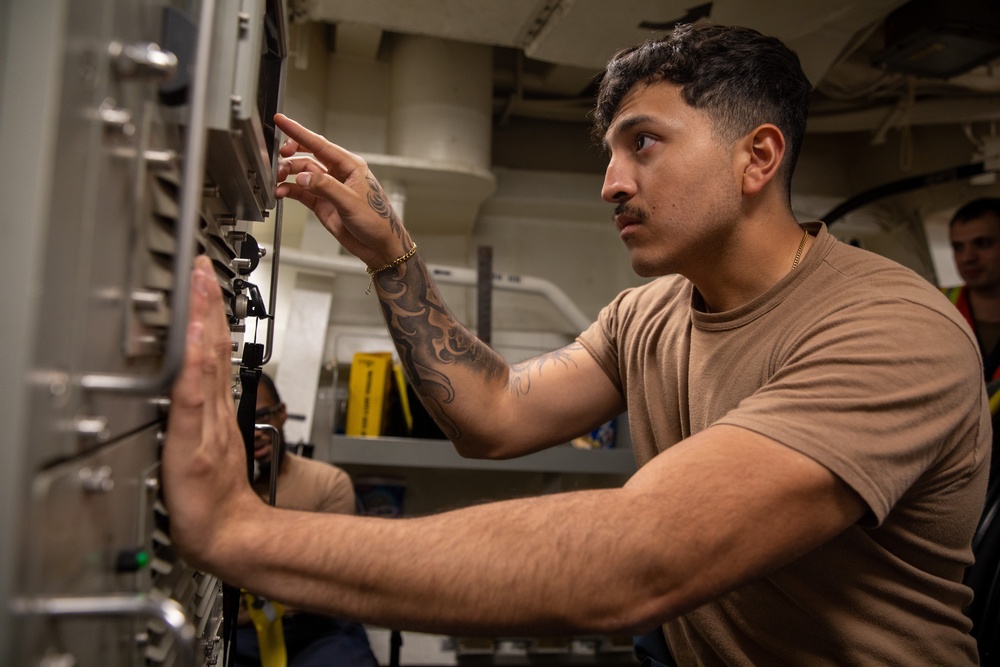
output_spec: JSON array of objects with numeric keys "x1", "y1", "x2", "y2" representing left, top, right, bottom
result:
[
  {"x1": 183, "y1": 489, "x2": 267, "y2": 575},
  {"x1": 366, "y1": 241, "x2": 419, "y2": 295}
]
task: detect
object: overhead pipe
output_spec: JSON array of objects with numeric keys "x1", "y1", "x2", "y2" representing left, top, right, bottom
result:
[{"x1": 267, "y1": 246, "x2": 593, "y2": 333}]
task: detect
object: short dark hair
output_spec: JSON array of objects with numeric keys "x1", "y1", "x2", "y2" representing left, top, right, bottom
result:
[
  {"x1": 592, "y1": 23, "x2": 813, "y2": 196},
  {"x1": 950, "y1": 198, "x2": 1000, "y2": 227},
  {"x1": 258, "y1": 371, "x2": 282, "y2": 406}
]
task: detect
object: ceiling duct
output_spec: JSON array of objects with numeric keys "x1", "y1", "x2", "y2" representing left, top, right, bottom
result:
[
  {"x1": 871, "y1": 0, "x2": 1000, "y2": 79},
  {"x1": 360, "y1": 34, "x2": 497, "y2": 234}
]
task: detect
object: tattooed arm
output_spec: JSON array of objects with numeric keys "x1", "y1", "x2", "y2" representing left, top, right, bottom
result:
[
  {"x1": 274, "y1": 114, "x2": 624, "y2": 456},
  {"x1": 376, "y1": 257, "x2": 623, "y2": 455}
]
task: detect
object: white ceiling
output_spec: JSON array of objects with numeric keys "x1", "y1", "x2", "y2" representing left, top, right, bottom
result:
[
  {"x1": 278, "y1": 0, "x2": 1000, "y2": 272},
  {"x1": 293, "y1": 0, "x2": 1000, "y2": 138},
  {"x1": 305, "y1": 0, "x2": 901, "y2": 81}
]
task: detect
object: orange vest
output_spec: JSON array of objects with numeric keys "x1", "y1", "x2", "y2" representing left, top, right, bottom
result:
[{"x1": 943, "y1": 285, "x2": 1000, "y2": 382}]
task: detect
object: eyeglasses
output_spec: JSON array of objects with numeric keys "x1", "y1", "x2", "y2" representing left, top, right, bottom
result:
[{"x1": 254, "y1": 404, "x2": 283, "y2": 424}]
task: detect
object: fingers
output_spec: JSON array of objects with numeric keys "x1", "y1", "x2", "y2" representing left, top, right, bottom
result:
[
  {"x1": 271, "y1": 113, "x2": 404, "y2": 265},
  {"x1": 170, "y1": 257, "x2": 233, "y2": 415},
  {"x1": 279, "y1": 136, "x2": 300, "y2": 158},
  {"x1": 274, "y1": 150, "x2": 359, "y2": 222},
  {"x1": 276, "y1": 154, "x2": 328, "y2": 188},
  {"x1": 195, "y1": 257, "x2": 236, "y2": 398},
  {"x1": 171, "y1": 258, "x2": 209, "y2": 415},
  {"x1": 275, "y1": 180, "x2": 325, "y2": 212},
  {"x1": 274, "y1": 113, "x2": 363, "y2": 181}
]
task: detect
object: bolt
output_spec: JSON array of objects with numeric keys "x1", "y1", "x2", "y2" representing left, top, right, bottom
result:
[{"x1": 79, "y1": 466, "x2": 114, "y2": 493}]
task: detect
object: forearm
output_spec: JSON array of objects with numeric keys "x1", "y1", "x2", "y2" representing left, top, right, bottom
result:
[
  {"x1": 213, "y1": 427, "x2": 864, "y2": 639},
  {"x1": 212, "y1": 488, "x2": 683, "y2": 637},
  {"x1": 372, "y1": 254, "x2": 516, "y2": 451}
]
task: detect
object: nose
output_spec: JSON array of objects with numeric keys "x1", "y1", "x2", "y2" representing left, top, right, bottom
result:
[{"x1": 601, "y1": 157, "x2": 635, "y2": 203}]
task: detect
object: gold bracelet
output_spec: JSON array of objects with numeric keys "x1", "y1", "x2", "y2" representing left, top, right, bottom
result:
[{"x1": 365, "y1": 242, "x2": 418, "y2": 295}]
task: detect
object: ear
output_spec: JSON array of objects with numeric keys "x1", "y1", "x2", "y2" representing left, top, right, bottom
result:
[{"x1": 738, "y1": 124, "x2": 785, "y2": 197}]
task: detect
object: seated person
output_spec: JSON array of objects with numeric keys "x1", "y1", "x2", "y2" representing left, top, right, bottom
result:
[{"x1": 235, "y1": 372, "x2": 378, "y2": 667}]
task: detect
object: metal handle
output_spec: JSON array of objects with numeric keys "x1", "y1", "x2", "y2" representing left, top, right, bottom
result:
[
  {"x1": 260, "y1": 198, "x2": 283, "y2": 365},
  {"x1": 109, "y1": 41, "x2": 179, "y2": 80},
  {"x1": 261, "y1": 45, "x2": 289, "y2": 366},
  {"x1": 80, "y1": 0, "x2": 218, "y2": 393},
  {"x1": 10, "y1": 593, "x2": 196, "y2": 667},
  {"x1": 255, "y1": 424, "x2": 283, "y2": 507}
]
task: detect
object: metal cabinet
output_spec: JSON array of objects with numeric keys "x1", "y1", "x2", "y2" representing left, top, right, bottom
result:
[{"x1": 1, "y1": 0, "x2": 288, "y2": 664}]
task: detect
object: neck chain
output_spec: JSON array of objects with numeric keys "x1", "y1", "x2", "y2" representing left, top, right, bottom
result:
[
  {"x1": 791, "y1": 229, "x2": 809, "y2": 270},
  {"x1": 704, "y1": 229, "x2": 811, "y2": 314}
]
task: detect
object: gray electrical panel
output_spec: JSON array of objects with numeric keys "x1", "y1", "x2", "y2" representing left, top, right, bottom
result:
[{"x1": 0, "y1": 1, "x2": 288, "y2": 664}]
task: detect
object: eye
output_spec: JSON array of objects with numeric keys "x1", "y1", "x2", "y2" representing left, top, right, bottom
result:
[{"x1": 636, "y1": 134, "x2": 654, "y2": 151}]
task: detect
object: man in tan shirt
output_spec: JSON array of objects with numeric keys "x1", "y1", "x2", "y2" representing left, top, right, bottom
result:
[
  {"x1": 235, "y1": 373, "x2": 377, "y2": 667},
  {"x1": 164, "y1": 23, "x2": 988, "y2": 665}
]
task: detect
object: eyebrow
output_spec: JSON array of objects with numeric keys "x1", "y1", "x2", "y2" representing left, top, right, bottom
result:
[
  {"x1": 602, "y1": 114, "x2": 660, "y2": 151},
  {"x1": 952, "y1": 235, "x2": 996, "y2": 245}
]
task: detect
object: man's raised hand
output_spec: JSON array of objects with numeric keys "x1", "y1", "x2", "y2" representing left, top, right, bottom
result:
[{"x1": 273, "y1": 113, "x2": 412, "y2": 269}]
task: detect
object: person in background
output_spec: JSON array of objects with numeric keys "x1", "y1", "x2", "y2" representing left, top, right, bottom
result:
[
  {"x1": 946, "y1": 198, "x2": 1000, "y2": 494},
  {"x1": 164, "y1": 23, "x2": 989, "y2": 666},
  {"x1": 946, "y1": 197, "x2": 1000, "y2": 383},
  {"x1": 234, "y1": 372, "x2": 378, "y2": 667}
]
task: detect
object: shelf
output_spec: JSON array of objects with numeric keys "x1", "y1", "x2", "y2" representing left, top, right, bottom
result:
[{"x1": 314, "y1": 436, "x2": 635, "y2": 475}]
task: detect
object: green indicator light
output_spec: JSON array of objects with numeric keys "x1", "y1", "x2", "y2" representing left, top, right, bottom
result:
[{"x1": 115, "y1": 547, "x2": 150, "y2": 573}]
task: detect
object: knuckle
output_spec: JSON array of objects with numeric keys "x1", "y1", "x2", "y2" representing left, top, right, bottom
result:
[
  {"x1": 212, "y1": 339, "x2": 233, "y2": 363},
  {"x1": 200, "y1": 354, "x2": 221, "y2": 377}
]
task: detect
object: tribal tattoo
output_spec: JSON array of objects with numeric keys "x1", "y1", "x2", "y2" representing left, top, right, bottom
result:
[
  {"x1": 365, "y1": 175, "x2": 403, "y2": 238},
  {"x1": 508, "y1": 343, "x2": 583, "y2": 397},
  {"x1": 375, "y1": 258, "x2": 578, "y2": 441}
]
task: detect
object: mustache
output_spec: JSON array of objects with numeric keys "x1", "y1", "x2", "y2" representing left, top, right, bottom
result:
[{"x1": 613, "y1": 202, "x2": 648, "y2": 222}]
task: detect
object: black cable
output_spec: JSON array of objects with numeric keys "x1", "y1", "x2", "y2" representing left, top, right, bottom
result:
[{"x1": 820, "y1": 161, "x2": 987, "y2": 225}]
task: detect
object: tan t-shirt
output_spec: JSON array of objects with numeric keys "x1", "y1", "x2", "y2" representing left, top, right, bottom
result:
[
  {"x1": 252, "y1": 452, "x2": 357, "y2": 515},
  {"x1": 578, "y1": 223, "x2": 990, "y2": 665},
  {"x1": 242, "y1": 453, "x2": 356, "y2": 622}
]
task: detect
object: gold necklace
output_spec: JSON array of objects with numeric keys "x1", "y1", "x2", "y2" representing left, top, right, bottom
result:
[
  {"x1": 705, "y1": 229, "x2": 810, "y2": 314},
  {"x1": 791, "y1": 229, "x2": 809, "y2": 270}
]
